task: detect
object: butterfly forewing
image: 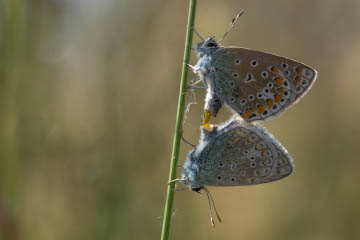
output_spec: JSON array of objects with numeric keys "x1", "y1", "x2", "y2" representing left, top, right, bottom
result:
[
  {"x1": 209, "y1": 47, "x2": 317, "y2": 122},
  {"x1": 197, "y1": 120, "x2": 294, "y2": 186}
]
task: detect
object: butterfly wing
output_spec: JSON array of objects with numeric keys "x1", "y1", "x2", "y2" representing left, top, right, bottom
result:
[
  {"x1": 197, "y1": 119, "x2": 294, "y2": 186},
  {"x1": 208, "y1": 47, "x2": 317, "y2": 122}
]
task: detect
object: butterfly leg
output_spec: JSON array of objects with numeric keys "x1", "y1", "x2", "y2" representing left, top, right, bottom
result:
[
  {"x1": 187, "y1": 79, "x2": 206, "y2": 91},
  {"x1": 202, "y1": 90, "x2": 223, "y2": 128},
  {"x1": 180, "y1": 129, "x2": 196, "y2": 148},
  {"x1": 184, "y1": 60, "x2": 200, "y2": 74},
  {"x1": 168, "y1": 178, "x2": 188, "y2": 191},
  {"x1": 187, "y1": 63, "x2": 198, "y2": 73}
]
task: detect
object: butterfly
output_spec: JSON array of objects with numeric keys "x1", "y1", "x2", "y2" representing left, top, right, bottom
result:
[
  {"x1": 172, "y1": 117, "x2": 294, "y2": 226},
  {"x1": 188, "y1": 11, "x2": 317, "y2": 127}
]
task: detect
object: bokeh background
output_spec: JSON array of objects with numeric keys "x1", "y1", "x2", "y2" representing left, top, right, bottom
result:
[{"x1": 1, "y1": 0, "x2": 360, "y2": 239}]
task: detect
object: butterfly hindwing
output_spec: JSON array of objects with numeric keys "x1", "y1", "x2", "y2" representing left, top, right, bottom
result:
[{"x1": 197, "y1": 119, "x2": 294, "y2": 186}]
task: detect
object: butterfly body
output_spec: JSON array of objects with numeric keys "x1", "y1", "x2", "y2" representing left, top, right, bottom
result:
[
  {"x1": 193, "y1": 37, "x2": 317, "y2": 123},
  {"x1": 182, "y1": 118, "x2": 294, "y2": 191}
]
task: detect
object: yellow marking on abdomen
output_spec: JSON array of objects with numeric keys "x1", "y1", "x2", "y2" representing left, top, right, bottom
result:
[{"x1": 202, "y1": 110, "x2": 212, "y2": 128}]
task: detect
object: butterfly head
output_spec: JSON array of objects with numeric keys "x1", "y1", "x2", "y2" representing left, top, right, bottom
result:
[
  {"x1": 194, "y1": 37, "x2": 219, "y2": 57},
  {"x1": 182, "y1": 149, "x2": 203, "y2": 191}
]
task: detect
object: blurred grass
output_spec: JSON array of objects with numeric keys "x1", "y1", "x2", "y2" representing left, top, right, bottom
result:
[{"x1": 0, "y1": 0, "x2": 360, "y2": 240}]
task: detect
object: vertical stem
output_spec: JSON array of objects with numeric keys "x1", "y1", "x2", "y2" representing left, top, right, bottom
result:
[{"x1": 160, "y1": 0, "x2": 197, "y2": 240}]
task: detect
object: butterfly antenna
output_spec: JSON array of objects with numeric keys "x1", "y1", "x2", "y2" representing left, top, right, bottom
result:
[
  {"x1": 217, "y1": 10, "x2": 245, "y2": 44},
  {"x1": 193, "y1": 27, "x2": 204, "y2": 42},
  {"x1": 203, "y1": 187, "x2": 222, "y2": 227}
]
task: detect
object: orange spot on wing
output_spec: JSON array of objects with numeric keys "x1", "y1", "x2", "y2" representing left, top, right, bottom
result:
[
  {"x1": 257, "y1": 104, "x2": 266, "y2": 114},
  {"x1": 245, "y1": 108, "x2": 255, "y2": 119},
  {"x1": 266, "y1": 99, "x2": 274, "y2": 108},
  {"x1": 275, "y1": 94, "x2": 282, "y2": 103},
  {"x1": 295, "y1": 67, "x2": 303, "y2": 74},
  {"x1": 295, "y1": 76, "x2": 302, "y2": 86},
  {"x1": 275, "y1": 77, "x2": 284, "y2": 85},
  {"x1": 271, "y1": 66, "x2": 279, "y2": 73},
  {"x1": 278, "y1": 88, "x2": 285, "y2": 95}
]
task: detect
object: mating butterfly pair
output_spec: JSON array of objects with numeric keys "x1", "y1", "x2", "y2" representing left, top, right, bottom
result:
[{"x1": 173, "y1": 11, "x2": 317, "y2": 226}]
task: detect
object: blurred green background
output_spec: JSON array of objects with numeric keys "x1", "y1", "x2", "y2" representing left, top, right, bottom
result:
[{"x1": 1, "y1": 0, "x2": 360, "y2": 239}]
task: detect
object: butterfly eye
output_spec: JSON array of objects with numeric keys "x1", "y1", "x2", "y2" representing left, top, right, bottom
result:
[
  {"x1": 191, "y1": 187, "x2": 202, "y2": 192},
  {"x1": 206, "y1": 42, "x2": 217, "y2": 47}
]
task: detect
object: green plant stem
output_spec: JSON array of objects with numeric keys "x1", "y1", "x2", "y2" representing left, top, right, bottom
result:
[{"x1": 160, "y1": 1, "x2": 197, "y2": 240}]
